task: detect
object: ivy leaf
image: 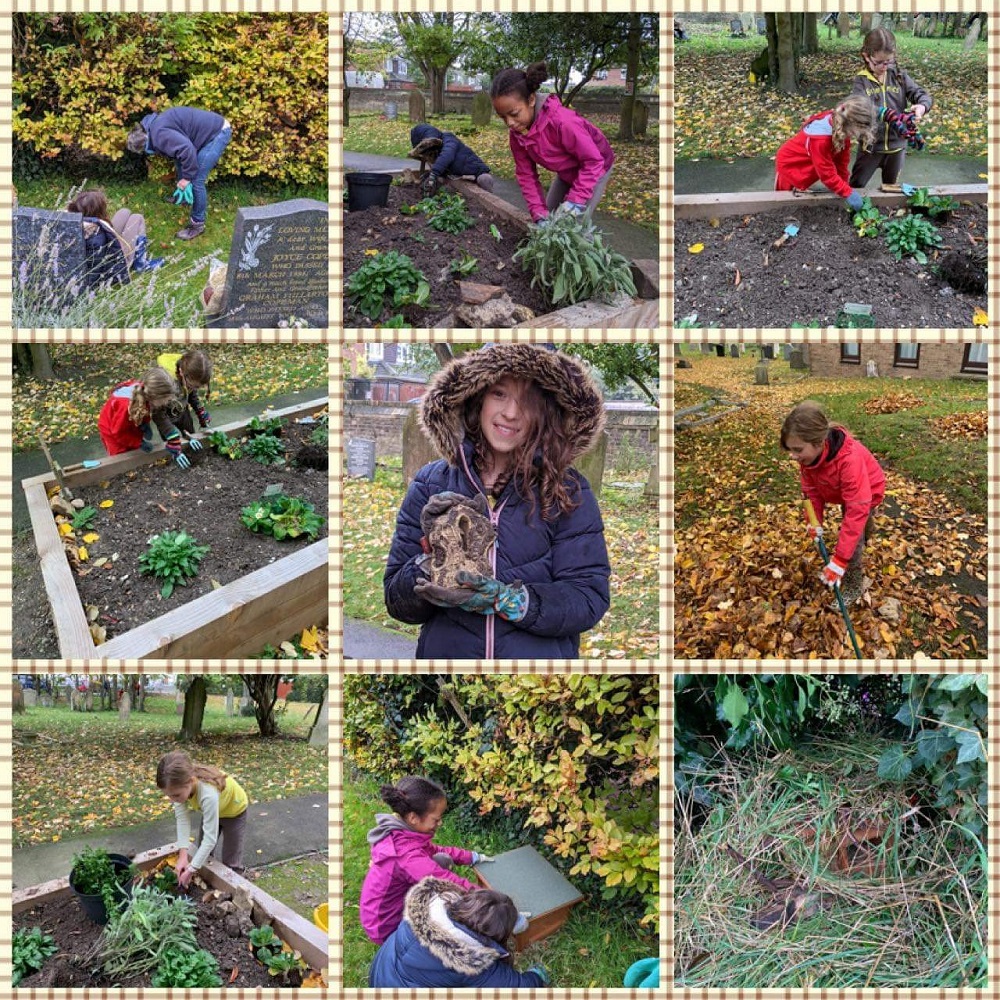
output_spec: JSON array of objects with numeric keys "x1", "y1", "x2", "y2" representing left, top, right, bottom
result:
[
  {"x1": 936, "y1": 675, "x2": 978, "y2": 692},
  {"x1": 913, "y1": 728, "x2": 953, "y2": 769},
  {"x1": 720, "y1": 682, "x2": 749, "y2": 728},
  {"x1": 954, "y1": 729, "x2": 985, "y2": 764},
  {"x1": 877, "y1": 744, "x2": 913, "y2": 781}
]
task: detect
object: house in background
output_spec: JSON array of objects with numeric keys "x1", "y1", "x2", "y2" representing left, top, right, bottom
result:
[
  {"x1": 807, "y1": 343, "x2": 987, "y2": 380},
  {"x1": 582, "y1": 67, "x2": 629, "y2": 87},
  {"x1": 344, "y1": 343, "x2": 428, "y2": 402}
]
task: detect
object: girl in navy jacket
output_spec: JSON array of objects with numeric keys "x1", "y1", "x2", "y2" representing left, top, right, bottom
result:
[{"x1": 384, "y1": 344, "x2": 611, "y2": 659}]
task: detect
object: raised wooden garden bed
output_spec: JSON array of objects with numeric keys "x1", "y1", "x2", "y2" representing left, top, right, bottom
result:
[
  {"x1": 13, "y1": 844, "x2": 328, "y2": 984},
  {"x1": 22, "y1": 399, "x2": 328, "y2": 660}
]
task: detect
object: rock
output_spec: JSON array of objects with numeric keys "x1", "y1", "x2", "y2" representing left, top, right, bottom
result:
[
  {"x1": 471, "y1": 91, "x2": 492, "y2": 127},
  {"x1": 50, "y1": 496, "x2": 75, "y2": 517},
  {"x1": 71, "y1": 498, "x2": 86, "y2": 509},
  {"x1": 629, "y1": 259, "x2": 658, "y2": 299},
  {"x1": 458, "y1": 281, "x2": 505, "y2": 306},
  {"x1": 878, "y1": 597, "x2": 902, "y2": 624},
  {"x1": 676, "y1": 359, "x2": 693, "y2": 368},
  {"x1": 224, "y1": 913, "x2": 243, "y2": 937},
  {"x1": 455, "y1": 292, "x2": 534, "y2": 328}
]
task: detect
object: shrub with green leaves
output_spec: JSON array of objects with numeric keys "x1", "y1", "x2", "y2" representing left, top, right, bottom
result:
[
  {"x1": 346, "y1": 250, "x2": 430, "y2": 320},
  {"x1": 247, "y1": 414, "x2": 284, "y2": 437},
  {"x1": 884, "y1": 214, "x2": 942, "y2": 263},
  {"x1": 927, "y1": 194, "x2": 959, "y2": 217},
  {"x1": 405, "y1": 190, "x2": 475, "y2": 233},
  {"x1": 245, "y1": 432, "x2": 286, "y2": 465},
  {"x1": 851, "y1": 197, "x2": 883, "y2": 238},
  {"x1": 13, "y1": 927, "x2": 57, "y2": 986},
  {"x1": 308, "y1": 414, "x2": 328, "y2": 447},
  {"x1": 70, "y1": 846, "x2": 136, "y2": 918},
  {"x1": 240, "y1": 494, "x2": 324, "y2": 541},
  {"x1": 71, "y1": 505, "x2": 98, "y2": 531},
  {"x1": 152, "y1": 946, "x2": 223, "y2": 987},
  {"x1": 877, "y1": 674, "x2": 987, "y2": 837},
  {"x1": 206, "y1": 430, "x2": 242, "y2": 460},
  {"x1": 514, "y1": 211, "x2": 637, "y2": 305},
  {"x1": 138, "y1": 530, "x2": 210, "y2": 598},
  {"x1": 249, "y1": 924, "x2": 278, "y2": 952}
]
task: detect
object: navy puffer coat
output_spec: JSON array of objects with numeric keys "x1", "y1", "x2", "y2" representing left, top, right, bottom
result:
[
  {"x1": 410, "y1": 124, "x2": 491, "y2": 178},
  {"x1": 383, "y1": 344, "x2": 611, "y2": 659},
  {"x1": 369, "y1": 878, "x2": 545, "y2": 989}
]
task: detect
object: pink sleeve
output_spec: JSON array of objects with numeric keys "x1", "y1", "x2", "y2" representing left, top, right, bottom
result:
[
  {"x1": 809, "y1": 136, "x2": 852, "y2": 198},
  {"x1": 397, "y1": 844, "x2": 478, "y2": 892},
  {"x1": 562, "y1": 121, "x2": 610, "y2": 206},
  {"x1": 436, "y1": 845, "x2": 475, "y2": 866},
  {"x1": 510, "y1": 135, "x2": 548, "y2": 221}
]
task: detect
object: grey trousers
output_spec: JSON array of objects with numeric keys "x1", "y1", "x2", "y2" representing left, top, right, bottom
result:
[
  {"x1": 849, "y1": 148, "x2": 905, "y2": 188},
  {"x1": 199, "y1": 809, "x2": 247, "y2": 872},
  {"x1": 546, "y1": 165, "x2": 614, "y2": 221}
]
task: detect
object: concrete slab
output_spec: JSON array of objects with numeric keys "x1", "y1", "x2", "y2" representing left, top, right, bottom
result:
[{"x1": 344, "y1": 617, "x2": 418, "y2": 660}]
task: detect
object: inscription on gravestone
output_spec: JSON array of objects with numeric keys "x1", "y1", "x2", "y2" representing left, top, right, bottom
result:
[
  {"x1": 346, "y1": 438, "x2": 377, "y2": 480},
  {"x1": 13, "y1": 207, "x2": 86, "y2": 309},
  {"x1": 208, "y1": 198, "x2": 328, "y2": 329}
]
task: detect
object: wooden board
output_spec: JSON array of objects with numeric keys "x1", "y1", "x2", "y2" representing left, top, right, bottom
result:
[
  {"x1": 674, "y1": 184, "x2": 988, "y2": 220},
  {"x1": 474, "y1": 845, "x2": 583, "y2": 946},
  {"x1": 22, "y1": 398, "x2": 328, "y2": 660},
  {"x1": 13, "y1": 844, "x2": 327, "y2": 972}
]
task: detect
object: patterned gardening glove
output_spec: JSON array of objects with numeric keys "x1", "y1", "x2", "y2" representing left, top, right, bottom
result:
[
  {"x1": 140, "y1": 422, "x2": 154, "y2": 452},
  {"x1": 879, "y1": 106, "x2": 925, "y2": 151},
  {"x1": 527, "y1": 965, "x2": 551, "y2": 986},
  {"x1": 821, "y1": 556, "x2": 847, "y2": 589},
  {"x1": 806, "y1": 523, "x2": 823, "y2": 542},
  {"x1": 454, "y1": 571, "x2": 529, "y2": 621},
  {"x1": 164, "y1": 435, "x2": 190, "y2": 469},
  {"x1": 421, "y1": 172, "x2": 442, "y2": 196},
  {"x1": 172, "y1": 184, "x2": 194, "y2": 206},
  {"x1": 195, "y1": 405, "x2": 211, "y2": 428}
]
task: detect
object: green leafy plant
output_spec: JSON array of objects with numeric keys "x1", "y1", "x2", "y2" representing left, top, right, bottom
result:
[
  {"x1": 249, "y1": 925, "x2": 278, "y2": 951},
  {"x1": 449, "y1": 251, "x2": 479, "y2": 276},
  {"x1": 247, "y1": 414, "x2": 284, "y2": 437},
  {"x1": 240, "y1": 494, "x2": 324, "y2": 541},
  {"x1": 144, "y1": 865, "x2": 179, "y2": 893},
  {"x1": 152, "y1": 945, "x2": 223, "y2": 987},
  {"x1": 346, "y1": 250, "x2": 430, "y2": 320},
  {"x1": 884, "y1": 214, "x2": 942, "y2": 263},
  {"x1": 877, "y1": 674, "x2": 987, "y2": 837},
  {"x1": 263, "y1": 948, "x2": 307, "y2": 979},
  {"x1": 206, "y1": 430, "x2": 242, "y2": 460},
  {"x1": 138, "y1": 530, "x2": 210, "y2": 598},
  {"x1": 489, "y1": 223, "x2": 502, "y2": 242},
  {"x1": 70, "y1": 846, "x2": 136, "y2": 918},
  {"x1": 13, "y1": 927, "x2": 58, "y2": 986},
  {"x1": 905, "y1": 186, "x2": 932, "y2": 210},
  {"x1": 514, "y1": 211, "x2": 637, "y2": 305},
  {"x1": 71, "y1": 505, "x2": 98, "y2": 530},
  {"x1": 927, "y1": 194, "x2": 959, "y2": 217},
  {"x1": 245, "y1": 432, "x2": 286, "y2": 465},
  {"x1": 851, "y1": 197, "x2": 883, "y2": 238},
  {"x1": 413, "y1": 190, "x2": 474, "y2": 233},
  {"x1": 308, "y1": 414, "x2": 329, "y2": 447}
]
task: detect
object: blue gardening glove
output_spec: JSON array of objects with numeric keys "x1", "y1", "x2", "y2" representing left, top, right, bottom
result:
[
  {"x1": 172, "y1": 184, "x2": 194, "y2": 206},
  {"x1": 846, "y1": 191, "x2": 864, "y2": 211},
  {"x1": 186, "y1": 435, "x2": 203, "y2": 451},
  {"x1": 534, "y1": 214, "x2": 551, "y2": 229},
  {"x1": 455, "y1": 571, "x2": 529, "y2": 621},
  {"x1": 140, "y1": 422, "x2": 154, "y2": 452},
  {"x1": 513, "y1": 911, "x2": 531, "y2": 934},
  {"x1": 164, "y1": 436, "x2": 190, "y2": 469},
  {"x1": 471, "y1": 852, "x2": 495, "y2": 864},
  {"x1": 527, "y1": 965, "x2": 551, "y2": 986},
  {"x1": 563, "y1": 201, "x2": 585, "y2": 215}
]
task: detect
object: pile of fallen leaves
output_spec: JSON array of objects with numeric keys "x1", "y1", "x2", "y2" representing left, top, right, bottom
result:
[
  {"x1": 929, "y1": 410, "x2": 987, "y2": 440},
  {"x1": 861, "y1": 392, "x2": 925, "y2": 415}
]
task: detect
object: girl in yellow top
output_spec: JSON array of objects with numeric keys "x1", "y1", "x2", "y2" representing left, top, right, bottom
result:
[{"x1": 156, "y1": 750, "x2": 249, "y2": 887}]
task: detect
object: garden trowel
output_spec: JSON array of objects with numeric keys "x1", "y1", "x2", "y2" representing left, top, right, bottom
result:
[{"x1": 804, "y1": 499, "x2": 862, "y2": 658}]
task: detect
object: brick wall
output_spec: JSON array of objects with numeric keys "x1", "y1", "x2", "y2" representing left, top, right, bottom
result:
[
  {"x1": 807, "y1": 343, "x2": 986, "y2": 380},
  {"x1": 344, "y1": 400, "x2": 658, "y2": 464}
]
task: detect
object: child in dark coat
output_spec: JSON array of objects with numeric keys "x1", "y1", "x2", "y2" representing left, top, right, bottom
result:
[
  {"x1": 408, "y1": 124, "x2": 493, "y2": 194},
  {"x1": 383, "y1": 344, "x2": 611, "y2": 659},
  {"x1": 781, "y1": 400, "x2": 886, "y2": 606},
  {"x1": 369, "y1": 878, "x2": 548, "y2": 989}
]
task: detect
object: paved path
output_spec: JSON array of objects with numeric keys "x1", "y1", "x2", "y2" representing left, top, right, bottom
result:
[
  {"x1": 344, "y1": 617, "x2": 418, "y2": 660},
  {"x1": 13, "y1": 793, "x2": 328, "y2": 891},
  {"x1": 344, "y1": 151, "x2": 661, "y2": 262}
]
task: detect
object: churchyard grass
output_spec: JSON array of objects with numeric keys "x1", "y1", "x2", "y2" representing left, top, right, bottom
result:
[{"x1": 342, "y1": 769, "x2": 654, "y2": 989}]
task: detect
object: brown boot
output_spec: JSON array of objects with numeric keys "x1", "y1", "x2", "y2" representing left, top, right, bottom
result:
[{"x1": 176, "y1": 221, "x2": 206, "y2": 240}]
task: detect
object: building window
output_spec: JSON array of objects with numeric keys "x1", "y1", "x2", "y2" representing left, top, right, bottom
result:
[
  {"x1": 620, "y1": 67, "x2": 628, "y2": 79},
  {"x1": 366, "y1": 343, "x2": 384, "y2": 361},
  {"x1": 894, "y1": 344, "x2": 920, "y2": 368},
  {"x1": 594, "y1": 69, "x2": 608, "y2": 80},
  {"x1": 962, "y1": 343, "x2": 987, "y2": 373},
  {"x1": 395, "y1": 344, "x2": 412, "y2": 364},
  {"x1": 840, "y1": 344, "x2": 860, "y2": 364}
]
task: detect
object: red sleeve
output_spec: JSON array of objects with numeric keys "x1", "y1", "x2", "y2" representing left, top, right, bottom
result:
[
  {"x1": 832, "y1": 450, "x2": 873, "y2": 564},
  {"x1": 808, "y1": 135, "x2": 853, "y2": 198}
]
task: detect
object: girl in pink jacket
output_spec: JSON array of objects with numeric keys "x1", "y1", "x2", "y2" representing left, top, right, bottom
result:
[
  {"x1": 360, "y1": 776, "x2": 490, "y2": 945},
  {"x1": 491, "y1": 61, "x2": 614, "y2": 224},
  {"x1": 781, "y1": 401, "x2": 886, "y2": 607}
]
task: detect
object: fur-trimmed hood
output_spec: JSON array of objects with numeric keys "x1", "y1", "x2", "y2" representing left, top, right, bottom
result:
[
  {"x1": 418, "y1": 344, "x2": 605, "y2": 465},
  {"x1": 403, "y1": 878, "x2": 508, "y2": 976}
]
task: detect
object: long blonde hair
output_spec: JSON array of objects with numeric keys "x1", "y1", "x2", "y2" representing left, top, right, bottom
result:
[
  {"x1": 176, "y1": 350, "x2": 213, "y2": 398},
  {"x1": 780, "y1": 400, "x2": 831, "y2": 450},
  {"x1": 127, "y1": 366, "x2": 178, "y2": 425},
  {"x1": 831, "y1": 95, "x2": 876, "y2": 152},
  {"x1": 156, "y1": 750, "x2": 228, "y2": 792}
]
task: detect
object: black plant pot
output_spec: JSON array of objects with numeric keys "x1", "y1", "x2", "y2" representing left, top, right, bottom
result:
[
  {"x1": 909, "y1": 204, "x2": 931, "y2": 216},
  {"x1": 69, "y1": 853, "x2": 134, "y2": 925},
  {"x1": 929, "y1": 210, "x2": 952, "y2": 224},
  {"x1": 346, "y1": 172, "x2": 392, "y2": 212}
]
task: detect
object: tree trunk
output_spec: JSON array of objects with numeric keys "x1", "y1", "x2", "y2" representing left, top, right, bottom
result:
[
  {"x1": 179, "y1": 677, "x2": 207, "y2": 741},
  {"x1": 618, "y1": 13, "x2": 642, "y2": 141},
  {"x1": 429, "y1": 69, "x2": 446, "y2": 114},
  {"x1": 29, "y1": 345, "x2": 55, "y2": 380},
  {"x1": 860, "y1": 13, "x2": 872, "y2": 34},
  {"x1": 838, "y1": 6, "x2": 851, "y2": 37},
  {"x1": 245, "y1": 676, "x2": 280, "y2": 737},
  {"x1": 344, "y1": 83, "x2": 351, "y2": 128},
  {"x1": 804, "y1": 13, "x2": 819, "y2": 54},
  {"x1": 432, "y1": 345, "x2": 454, "y2": 366},
  {"x1": 119, "y1": 688, "x2": 131, "y2": 721},
  {"x1": 964, "y1": 16, "x2": 983, "y2": 50},
  {"x1": 137, "y1": 678, "x2": 146, "y2": 712},
  {"x1": 765, "y1": 15, "x2": 779, "y2": 83},
  {"x1": 776, "y1": 14, "x2": 797, "y2": 94}
]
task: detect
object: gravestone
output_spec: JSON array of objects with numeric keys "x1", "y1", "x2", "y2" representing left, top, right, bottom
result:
[
  {"x1": 207, "y1": 199, "x2": 328, "y2": 329},
  {"x1": 473, "y1": 846, "x2": 583, "y2": 947},
  {"x1": 23, "y1": 688, "x2": 37, "y2": 707},
  {"x1": 403, "y1": 408, "x2": 438, "y2": 485},
  {"x1": 729, "y1": 344, "x2": 739, "y2": 358},
  {"x1": 789, "y1": 347, "x2": 806, "y2": 369},
  {"x1": 574, "y1": 431, "x2": 607, "y2": 499},
  {"x1": 471, "y1": 91, "x2": 492, "y2": 128},
  {"x1": 13, "y1": 207, "x2": 86, "y2": 308},
  {"x1": 632, "y1": 99, "x2": 649, "y2": 136},
  {"x1": 762, "y1": 345, "x2": 775, "y2": 360},
  {"x1": 176, "y1": 689, "x2": 184, "y2": 715},
  {"x1": 408, "y1": 89, "x2": 426, "y2": 124},
  {"x1": 225, "y1": 689, "x2": 234, "y2": 717},
  {"x1": 308, "y1": 689, "x2": 329, "y2": 746},
  {"x1": 754, "y1": 361, "x2": 769, "y2": 385},
  {"x1": 346, "y1": 437, "x2": 377, "y2": 480}
]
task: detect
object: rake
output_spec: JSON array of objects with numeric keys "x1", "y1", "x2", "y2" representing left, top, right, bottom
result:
[{"x1": 805, "y1": 499, "x2": 862, "y2": 658}]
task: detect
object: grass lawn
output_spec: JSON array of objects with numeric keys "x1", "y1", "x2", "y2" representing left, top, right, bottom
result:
[
  {"x1": 343, "y1": 458, "x2": 658, "y2": 658},
  {"x1": 344, "y1": 111, "x2": 659, "y2": 232},
  {"x1": 676, "y1": 31, "x2": 987, "y2": 160},
  {"x1": 253, "y1": 851, "x2": 328, "y2": 924},
  {"x1": 676, "y1": 737, "x2": 986, "y2": 986},
  {"x1": 342, "y1": 767, "x2": 655, "y2": 988},
  {"x1": 15, "y1": 176, "x2": 327, "y2": 327},
  {"x1": 13, "y1": 693, "x2": 326, "y2": 848}
]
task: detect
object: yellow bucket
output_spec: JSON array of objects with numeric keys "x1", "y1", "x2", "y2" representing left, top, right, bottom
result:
[{"x1": 313, "y1": 903, "x2": 328, "y2": 933}]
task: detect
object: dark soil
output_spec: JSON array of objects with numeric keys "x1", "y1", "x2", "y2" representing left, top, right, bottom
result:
[
  {"x1": 343, "y1": 180, "x2": 551, "y2": 326},
  {"x1": 675, "y1": 202, "x2": 987, "y2": 327},
  {"x1": 68, "y1": 417, "x2": 327, "y2": 643},
  {"x1": 14, "y1": 888, "x2": 302, "y2": 988}
]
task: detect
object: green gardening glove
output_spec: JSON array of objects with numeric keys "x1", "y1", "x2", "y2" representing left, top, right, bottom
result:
[
  {"x1": 454, "y1": 571, "x2": 529, "y2": 621},
  {"x1": 172, "y1": 184, "x2": 194, "y2": 206}
]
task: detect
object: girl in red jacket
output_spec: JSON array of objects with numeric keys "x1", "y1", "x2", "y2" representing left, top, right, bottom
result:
[
  {"x1": 781, "y1": 401, "x2": 886, "y2": 606},
  {"x1": 775, "y1": 96, "x2": 876, "y2": 211},
  {"x1": 490, "y1": 61, "x2": 614, "y2": 224}
]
